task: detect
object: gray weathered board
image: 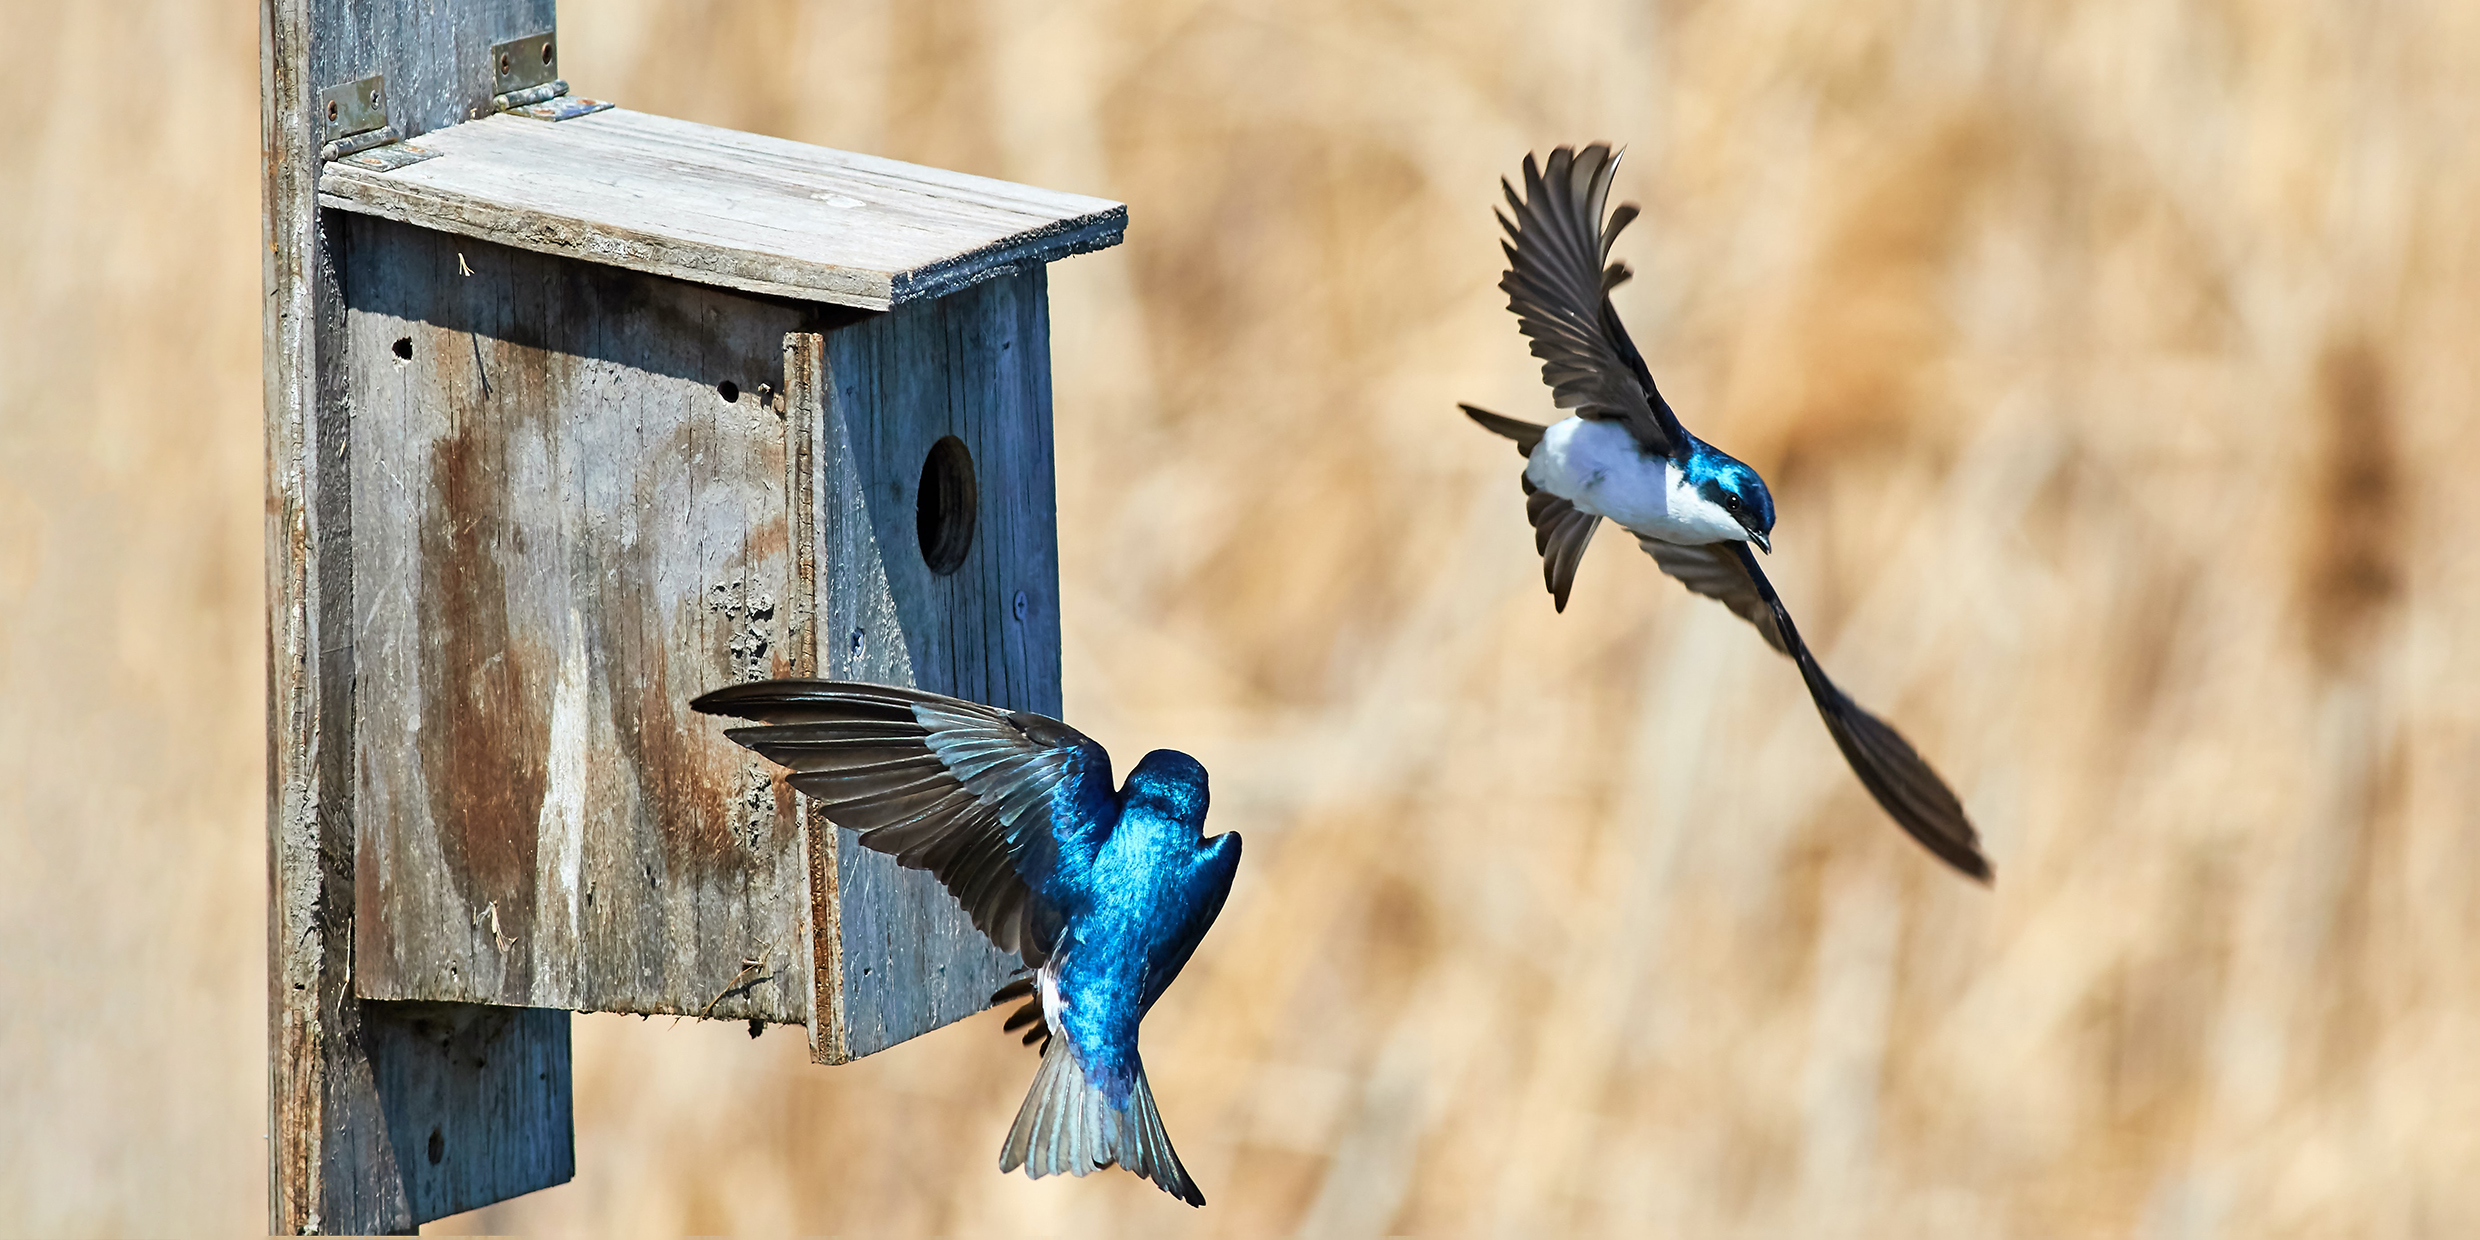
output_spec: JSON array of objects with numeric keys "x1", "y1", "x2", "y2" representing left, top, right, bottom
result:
[
  {"x1": 319, "y1": 108, "x2": 1127, "y2": 310},
  {"x1": 268, "y1": 998, "x2": 571, "y2": 1232},
  {"x1": 362, "y1": 1002, "x2": 575, "y2": 1224},
  {"x1": 800, "y1": 254, "x2": 1065, "y2": 1061},
  {"x1": 303, "y1": 0, "x2": 557, "y2": 140},
  {"x1": 344, "y1": 217, "x2": 1041, "y2": 1052}
]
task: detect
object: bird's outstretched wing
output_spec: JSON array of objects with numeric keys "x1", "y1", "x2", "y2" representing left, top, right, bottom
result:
[
  {"x1": 1634, "y1": 538, "x2": 1992, "y2": 882},
  {"x1": 692, "y1": 680, "x2": 1118, "y2": 964},
  {"x1": 1498, "y1": 144, "x2": 1687, "y2": 456},
  {"x1": 1461, "y1": 404, "x2": 1601, "y2": 612},
  {"x1": 1636, "y1": 536, "x2": 1791, "y2": 654}
]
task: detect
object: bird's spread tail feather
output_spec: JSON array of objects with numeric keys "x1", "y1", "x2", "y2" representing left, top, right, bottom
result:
[
  {"x1": 1460, "y1": 403, "x2": 1549, "y2": 457},
  {"x1": 1001, "y1": 1038, "x2": 1203, "y2": 1207}
]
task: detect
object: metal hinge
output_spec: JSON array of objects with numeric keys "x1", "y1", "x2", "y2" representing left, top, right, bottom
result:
[
  {"x1": 317, "y1": 74, "x2": 398, "y2": 161},
  {"x1": 490, "y1": 30, "x2": 614, "y2": 121},
  {"x1": 315, "y1": 72, "x2": 440, "y2": 170}
]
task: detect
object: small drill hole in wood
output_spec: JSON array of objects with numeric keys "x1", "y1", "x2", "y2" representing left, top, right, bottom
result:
[
  {"x1": 916, "y1": 435, "x2": 977, "y2": 576},
  {"x1": 392, "y1": 337, "x2": 412, "y2": 360},
  {"x1": 717, "y1": 380, "x2": 739, "y2": 403},
  {"x1": 541, "y1": 40, "x2": 555, "y2": 64},
  {"x1": 427, "y1": 1127, "x2": 444, "y2": 1165}
]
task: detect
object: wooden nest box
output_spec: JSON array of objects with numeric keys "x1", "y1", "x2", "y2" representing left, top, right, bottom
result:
[{"x1": 264, "y1": 5, "x2": 1122, "y2": 1231}]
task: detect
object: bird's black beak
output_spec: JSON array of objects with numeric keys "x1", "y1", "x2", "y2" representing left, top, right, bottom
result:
[{"x1": 1749, "y1": 530, "x2": 1771, "y2": 554}]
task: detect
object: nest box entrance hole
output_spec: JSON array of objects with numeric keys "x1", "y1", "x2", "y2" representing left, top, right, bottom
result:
[{"x1": 917, "y1": 435, "x2": 978, "y2": 575}]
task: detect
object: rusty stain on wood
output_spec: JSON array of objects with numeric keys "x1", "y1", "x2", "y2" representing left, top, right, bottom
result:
[{"x1": 348, "y1": 219, "x2": 812, "y2": 1021}]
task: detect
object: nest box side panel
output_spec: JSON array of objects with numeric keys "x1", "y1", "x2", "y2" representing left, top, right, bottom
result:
[
  {"x1": 345, "y1": 217, "x2": 813, "y2": 1023},
  {"x1": 806, "y1": 268, "x2": 1062, "y2": 1062}
]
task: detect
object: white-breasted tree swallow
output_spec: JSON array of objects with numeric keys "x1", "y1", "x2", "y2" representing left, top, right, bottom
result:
[
  {"x1": 1463, "y1": 145, "x2": 1991, "y2": 882},
  {"x1": 694, "y1": 680, "x2": 1242, "y2": 1205}
]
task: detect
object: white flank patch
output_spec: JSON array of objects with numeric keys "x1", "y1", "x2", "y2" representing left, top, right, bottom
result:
[
  {"x1": 1524, "y1": 417, "x2": 1748, "y2": 545},
  {"x1": 1040, "y1": 962, "x2": 1068, "y2": 1034}
]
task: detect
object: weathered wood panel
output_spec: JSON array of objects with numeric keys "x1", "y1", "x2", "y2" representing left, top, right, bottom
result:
[
  {"x1": 363, "y1": 1003, "x2": 574, "y2": 1226},
  {"x1": 308, "y1": 0, "x2": 555, "y2": 142},
  {"x1": 346, "y1": 216, "x2": 820, "y2": 1023},
  {"x1": 806, "y1": 269, "x2": 1060, "y2": 1063},
  {"x1": 318, "y1": 109, "x2": 1128, "y2": 310},
  {"x1": 267, "y1": 0, "x2": 572, "y2": 1231},
  {"x1": 272, "y1": 997, "x2": 572, "y2": 1234}
]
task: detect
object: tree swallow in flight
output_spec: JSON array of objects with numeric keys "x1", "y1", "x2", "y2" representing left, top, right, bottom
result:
[
  {"x1": 1462, "y1": 145, "x2": 1991, "y2": 882},
  {"x1": 694, "y1": 680, "x2": 1243, "y2": 1205}
]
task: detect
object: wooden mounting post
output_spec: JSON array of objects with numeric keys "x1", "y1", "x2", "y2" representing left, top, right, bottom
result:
[{"x1": 265, "y1": 0, "x2": 577, "y2": 1231}]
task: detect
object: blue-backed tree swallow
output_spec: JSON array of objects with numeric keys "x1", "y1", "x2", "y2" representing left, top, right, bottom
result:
[
  {"x1": 693, "y1": 680, "x2": 1243, "y2": 1205},
  {"x1": 1463, "y1": 145, "x2": 1991, "y2": 882}
]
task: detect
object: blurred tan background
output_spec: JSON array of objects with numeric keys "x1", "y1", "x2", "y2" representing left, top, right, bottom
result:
[{"x1": 5, "y1": 0, "x2": 2479, "y2": 1233}]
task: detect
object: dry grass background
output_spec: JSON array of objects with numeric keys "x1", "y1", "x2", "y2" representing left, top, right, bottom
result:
[{"x1": 3, "y1": 0, "x2": 2478, "y2": 1234}]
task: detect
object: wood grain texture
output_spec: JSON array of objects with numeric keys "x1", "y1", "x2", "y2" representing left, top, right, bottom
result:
[
  {"x1": 301, "y1": 1002, "x2": 573, "y2": 1229},
  {"x1": 363, "y1": 1003, "x2": 574, "y2": 1226},
  {"x1": 344, "y1": 226, "x2": 1060, "y2": 1065},
  {"x1": 265, "y1": 0, "x2": 340, "y2": 1227},
  {"x1": 808, "y1": 268, "x2": 1061, "y2": 1062},
  {"x1": 308, "y1": 0, "x2": 555, "y2": 141},
  {"x1": 346, "y1": 217, "x2": 820, "y2": 1024},
  {"x1": 316, "y1": 109, "x2": 1127, "y2": 310},
  {"x1": 268, "y1": 0, "x2": 570, "y2": 1231}
]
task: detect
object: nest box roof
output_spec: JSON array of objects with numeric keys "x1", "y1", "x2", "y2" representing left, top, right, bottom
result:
[{"x1": 318, "y1": 107, "x2": 1127, "y2": 311}]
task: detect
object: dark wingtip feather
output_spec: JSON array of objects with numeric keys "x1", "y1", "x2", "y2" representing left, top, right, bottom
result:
[
  {"x1": 688, "y1": 678, "x2": 830, "y2": 718},
  {"x1": 1956, "y1": 850, "x2": 1995, "y2": 884},
  {"x1": 690, "y1": 678, "x2": 931, "y2": 726},
  {"x1": 1717, "y1": 543, "x2": 1992, "y2": 884},
  {"x1": 1812, "y1": 679, "x2": 1994, "y2": 883}
]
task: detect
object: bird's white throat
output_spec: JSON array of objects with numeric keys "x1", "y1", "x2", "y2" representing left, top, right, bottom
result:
[{"x1": 1524, "y1": 416, "x2": 1748, "y2": 546}]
